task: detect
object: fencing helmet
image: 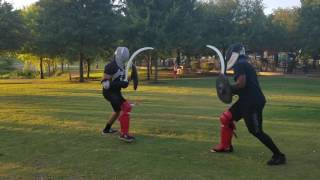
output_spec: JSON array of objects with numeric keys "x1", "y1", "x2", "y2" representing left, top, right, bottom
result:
[
  {"x1": 115, "y1": 47, "x2": 130, "y2": 68},
  {"x1": 225, "y1": 43, "x2": 246, "y2": 70}
]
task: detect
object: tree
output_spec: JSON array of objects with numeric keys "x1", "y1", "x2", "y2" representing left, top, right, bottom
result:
[
  {"x1": 124, "y1": 0, "x2": 170, "y2": 81},
  {"x1": 163, "y1": 0, "x2": 201, "y2": 59},
  {"x1": 36, "y1": 0, "x2": 119, "y2": 82},
  {"x1": 0, "y1": 0, "x2": 28, "y2": 53},
  {"x1": 266, "y1": 8, "x2": 299, "y2": 52},
  {"x1": 299, "y1": 0, "x2": 320, "y2": 54},
  {"x1": 124, "y1": 0, "x2": 201, "y2": 80},
  {"x1": 22, "y1": 4, "x2": 48, "y2": 79},
  {"x1": 198, "y1": 0, "x2": 242, "y2": 56},
  {"x1": 236, "y1": 0, "x2": 268, "y2": 51}
]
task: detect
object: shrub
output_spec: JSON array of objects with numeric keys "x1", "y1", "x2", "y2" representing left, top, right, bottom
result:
[{"x1": 200, "y1": 62, "x2": 214, "y2": 72}]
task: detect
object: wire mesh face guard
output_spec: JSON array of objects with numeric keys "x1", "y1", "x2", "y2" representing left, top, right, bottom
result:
[
  {"x1": 225, "y1": 43, "x2": 245, "y2": 70},
  {"x1": 115, "y1": 47, "x2": 130, "y2": 69},
  {"x1": 226, "y1": 52, "x2": 240, "y2": 70}
]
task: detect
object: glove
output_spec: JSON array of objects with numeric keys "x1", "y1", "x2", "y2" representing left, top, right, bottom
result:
[
  {"x1": 101, "y1": 79, "x2": 110, "y2": 90},
  {"x1": 120, "y1": 81, "x2": 129, "y2": 88}
]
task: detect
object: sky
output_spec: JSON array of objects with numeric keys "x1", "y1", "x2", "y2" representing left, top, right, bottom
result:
[
  {"x1": 263, "y1": 0, "x2": 301, "y2": 14},
  {"x1": 7, "y1": 0, "x2": 301, "y2": 14}
]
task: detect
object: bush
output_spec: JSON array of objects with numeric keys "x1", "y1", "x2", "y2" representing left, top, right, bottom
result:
[
  {"x1": 0, "y1": 56, "x2": 23, "y2": 75},
  {"x1": 191, "y1": 61, "x2": 200, "y2": 70},
  {"x1": 4, "y1": 71, "x2": 38, "y2": 79},
  {"x1": 0, "y1": 57, "x2": 15, "y2": 74},
  {"x1": 18, "y1": 71, "x2": 37, "y2": 78},
  {"x1": 200, "y1": 62, "x2": 214, "y2": 72}
]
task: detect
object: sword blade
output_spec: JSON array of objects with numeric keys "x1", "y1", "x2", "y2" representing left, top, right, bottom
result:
[
  {"x1": 206, "y1": 45, "x2": 225, "y2": 74},
  {"x1": 125, "y1": 47, "x2": 154, "y2": 81}
]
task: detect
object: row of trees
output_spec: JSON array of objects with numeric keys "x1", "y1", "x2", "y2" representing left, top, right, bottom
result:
[{"x1": 0, "y1": 0, "x2": 319, "y2": 81}]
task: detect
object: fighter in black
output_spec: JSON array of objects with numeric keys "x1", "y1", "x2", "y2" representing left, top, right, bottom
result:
[
  {"x1": 101, "y1": 47, "x2": 134, "y2": 143},
  {"x1": 211, "y1": 43, "x2": 286, "y2": 166}
]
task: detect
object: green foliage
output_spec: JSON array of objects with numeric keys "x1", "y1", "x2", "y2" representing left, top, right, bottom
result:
[
  {"x1": 124, "y1": 0, "x2": 200, "y2": 56},
  {"x1": 299, "y1": 0, "x2": 320, "y2": 54},
  {"x1": 0, "y1": 55, "x2": 38, "y2": 79},
  {"x1": 237, "y1": 0, "x2": 268, "y2": 50},
  {"x1": 1, "y1": 0, "x2": 320, "y2": 78},
  {"x1": 198, "y1": 0, "x2": 240, "y2": 51},
  {"x1": 35, "y1": 0, "x2": 119, "y2": 56},
  {"x1": 19, "y1": 0, "x2": 123, "y2": 81},
  {"x1": 266, "y1": 8, "x2": 300, "y2": 51},
  {"x1": 0, "y1": 0, "x2": 29, "y2": 52},
  {"x1": 15, "y1": 71, "x2": 37, "y2": 78},
  {"x1": 191, "y1": 61, "x2": 200, "y2": 70},
  {"x1": 200, "y1": 62, "x2": 214, "y2": 72},
  {"x1": 0, "y1": 56, "x2": 22, "y2": 74}
]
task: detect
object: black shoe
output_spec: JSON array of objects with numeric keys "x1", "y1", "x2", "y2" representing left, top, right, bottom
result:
[
  {"x1": 119, "y1": 134, "x2": 135, "y2": 143},
  {"x1": 267, "y1": 154, "x2": 286, "y2": 166},
  {"x1": 101, "y1": 128, "x2": 118, "y2": 135}
]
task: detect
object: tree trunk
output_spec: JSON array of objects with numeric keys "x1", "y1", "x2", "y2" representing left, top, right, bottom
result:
[
  {"x1": 53, "y1": 61, "x2": 57, "y2": 74},
  {"x1": 68, "y1": 63, "x2": 71, "y2": 81},
  {"x1": 87, "y1": 59, "x2": 91, "y2": 79},
  {"x1": 147, "y1": 55, "x2": 151, "y2": 81},
  {"x1": 274, "y1": 53, "x2": 279, "y2": 68},
  {"x1": 40, "y1": 57, "x2": 44, "y2": 79},
  {"x1": 48, "y1": 61, "x2": 51, "y2": 76},
  {"x1": 176, "y1": 49, "x2": 181, "y2": 66},
  {"x1": 79, "y1": 53, "x2": 84, "y2": 82},
  {"x1": 154, "y1": 57, "x2": 158, "y2": 82},
  {"x1": 150, "y1": 56, "x2": 153, "y2": 75},
  {"x1": 61, "y1": 61, "x2": 64, "y2": 72}
]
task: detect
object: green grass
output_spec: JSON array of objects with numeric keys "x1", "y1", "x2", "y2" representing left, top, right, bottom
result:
[{"x1": 0, "y1": 76, "x2": 320, "y2": 179}]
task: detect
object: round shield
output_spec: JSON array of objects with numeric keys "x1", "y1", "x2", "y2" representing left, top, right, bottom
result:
[
  {"x1": 131, "y1": 64, "x2": 138, "y2": 90},
  {"x1": 216, "y1": 74, "x2": 232, "y2": 104}
]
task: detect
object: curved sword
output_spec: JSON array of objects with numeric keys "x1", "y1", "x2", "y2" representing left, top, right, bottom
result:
[
  {"x1": 124, "y1": 47, "x2": 154, "y2": 81},
  {"x1": 206, "y1": 45, "x2": 225, "y2": 74}
]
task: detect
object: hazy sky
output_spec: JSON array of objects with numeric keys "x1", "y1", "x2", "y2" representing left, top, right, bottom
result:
[
  {"x1": 7, "y1": 0, "x2": 38, "y2": 9},
  {"x1": 8, "y1": 0, "x2": 301, "y2": 14},
  {"x1": 263, "y1": 0, "x2": 301, "y2": 14}
]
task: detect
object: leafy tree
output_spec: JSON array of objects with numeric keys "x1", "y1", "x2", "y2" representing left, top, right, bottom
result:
[
  {"x1": 36, "y1": 0, "x2": 119, "y2": 82},
  {"x1": 267, "y1": 8, "x2": 299, "y2": 52},
  {"x1": 199, "y1": 0, "x2": 240, "y2": 55},
  {"x1": 236, "y1": 0, "x2": 268, "y2": 51},
  {"x1": 22, "y1": 4, "x2": 48, "y2": 79},
  {"x1": 124, "y1": 0, "x2": 171, "y2": 81},
  {"x1": 0, "y1": 0, "x2": 28, "y2": 53},
  {"x1": 164, "y1": 0, "x2": 201, "y2": 58},
  {"x1": 124, "y1": 0, "x2": 201, "y2": 80},
  {"x1": 299, "y1": 0, "x2": 320, "y2": 54}
]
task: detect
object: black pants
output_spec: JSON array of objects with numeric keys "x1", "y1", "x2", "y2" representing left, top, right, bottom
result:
[
  {"x1": 229, "y1": 101, "x2": 281, "y2": 155},
  {"x1": 103, "y1": 89, "x2": 125, "y2": 112}
]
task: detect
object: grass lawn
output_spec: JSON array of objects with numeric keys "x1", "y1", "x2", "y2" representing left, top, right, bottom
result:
[{"x1": 0, "y1": 76, "x2": 319, "y2": 179}]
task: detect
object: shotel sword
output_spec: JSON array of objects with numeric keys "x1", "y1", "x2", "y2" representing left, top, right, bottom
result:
[
  {"x1": 124, "y1": 47, "x2": 154, "y2": 90},
  {"x1": 206, "y1": 45, "x2": 225, "y2": 74},
  {"x1": 206, "y1": 45, "x2": 232, "y2": 104}
]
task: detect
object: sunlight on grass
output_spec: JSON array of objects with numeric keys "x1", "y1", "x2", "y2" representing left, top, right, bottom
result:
[
  {"x1": 0, "y1": 163, "x2": 21, "y2": 176},
  {"x1": 0, "y1": 76, "x2": 320, "y2": 179}
]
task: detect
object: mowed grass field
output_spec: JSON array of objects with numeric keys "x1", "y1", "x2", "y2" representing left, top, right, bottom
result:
[{"x1": 0, "y1": 76, "x2": 319, "y2": 179}]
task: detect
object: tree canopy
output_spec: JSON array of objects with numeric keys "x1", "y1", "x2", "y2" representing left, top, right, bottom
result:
[
  {"x1": 0, "y1": 0, "x2": 28, "y2": 53},
  {"x1": 1, "y1": 0, "x2": 319, "y2": 80}
]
